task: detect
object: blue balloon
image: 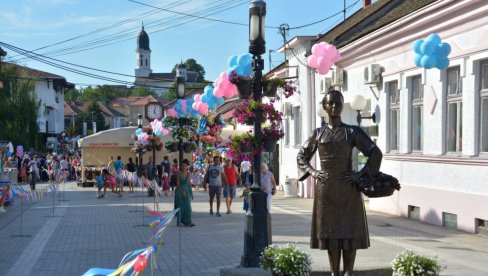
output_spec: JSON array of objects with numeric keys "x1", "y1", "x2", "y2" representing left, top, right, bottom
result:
[
  {"x1": 237, "y1": 53, "x2": 252, "y2": 67},
  {"x1": 421, "y1": 55, "x2": 436, "y2": 69},
  {"x1": 414, "y1": 54, "x2": 423, "y2": 67},
  {"x1": 175, "y1": 104, "x2": 182, "y2": 112},
  {"x1": 216, "y1": 97, "x2": 224, "y2": 106},
  {"x1": 204, "y1": 85, "x2": 213, "y2": 94},
  {"x1": 426, "y1": 33, "x2": 441, "y2": 45},
  {"x1": 136, "y1": 128, "x2": 142, "y2": 135},
  {"x1": 421, "y1": 40, "x2": 437, "y2": 56},
  {"x1": 436, "y1": 57, "x2": 449, "y2": 70},
  {"x1": 436, "y1": 43, "x2": 451, "y2": 57},
  {"x1": 234, "y1": 65, "x2": 245, "y2": 76},
  {"x1": 227, "y1": 55, "x2": 238, "y2": 67},
  {"x1": 242, "y1": 66, "x2": 253, "y2": 77},
  {"x1": 413, "y1": 39, "x2": 423, "y2": 54},
  {"x1": 154, "y1": 130, "x2": 162, "y2": 136}
]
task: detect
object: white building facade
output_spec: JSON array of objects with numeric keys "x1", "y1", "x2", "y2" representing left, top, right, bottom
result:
[{"x1": 270, "y1": 0, "x2": 488, "y2": 234}]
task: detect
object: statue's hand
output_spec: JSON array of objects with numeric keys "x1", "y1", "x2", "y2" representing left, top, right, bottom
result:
[
  {"x1": 343, "y1": 171, "x2": 362, "y2": 184},
  {"x1": 314, "y1": 171, "x2": 329, "y2": 182}
]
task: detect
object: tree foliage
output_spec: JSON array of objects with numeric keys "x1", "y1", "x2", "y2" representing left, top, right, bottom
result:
[
  {"x1": 65, "y1": 85, "x2": 155, "y2": 103},
  {"x1": 171, "y1": 58, "x2": 206, "y2": 82},
  {"x1": 0, "y1": 64, "x2": 43, "y2": 150}
]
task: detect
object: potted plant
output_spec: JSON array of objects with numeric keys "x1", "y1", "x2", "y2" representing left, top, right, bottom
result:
[
  {"x1": 262, "y1": 124, "x2": 284, "y2": 152},
  {"x1": 165, "y1": 141, "x2": 178, "y2": 152},
  {"x1": 229, "y1": 132, "x2": 255, "y2": 153},
  {"x1": 282, "y1": 80, "x2": 297, "y2": 98},
  {"x1": 229, "y1": 70, "x2": 253, "y2": 99},
  {"x1": 233, "y1": 100, "x2": 283, "y2": 126},
  {"x1": 260, "y1": 243, "x2": 312, "y2": 276},
  {"x1": 391, "y1": 249, "x2": 445, "y2": 276},
  {"x1": 183, "y1": 141, "x2": 197, "y2": 153}
]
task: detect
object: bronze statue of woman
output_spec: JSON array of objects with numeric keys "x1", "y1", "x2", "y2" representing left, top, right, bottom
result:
[{"x1": 297, "y1": 90, "x2": 382, "y2": 275}]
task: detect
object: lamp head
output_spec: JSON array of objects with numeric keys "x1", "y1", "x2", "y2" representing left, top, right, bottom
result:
[
  {"x1": 350, "y1": 94, "x2": 367, "y2": 111},
  {"x1": 249, "y1": 0, "x2": 266, "y2": 56}
]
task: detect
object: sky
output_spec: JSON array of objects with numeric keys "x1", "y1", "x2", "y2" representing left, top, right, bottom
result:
[{"x1": 0, "y1": 0, "x2": 363, "y2": 88}]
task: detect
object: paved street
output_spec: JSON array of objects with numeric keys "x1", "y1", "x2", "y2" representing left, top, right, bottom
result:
[{"x1": 1, "y1": 181, "x2": 487, "y2": 275}]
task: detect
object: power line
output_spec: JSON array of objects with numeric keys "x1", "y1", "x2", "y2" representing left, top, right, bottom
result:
[{"x1": 13, "y1": 0, "x2": 247, "y2": 62}]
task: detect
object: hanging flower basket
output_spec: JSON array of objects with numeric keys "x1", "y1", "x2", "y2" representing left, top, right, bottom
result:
[
  {"x1": 183, "y1": 142, "x2": 197, "y2": 153},
  {"x1": 165, "y1": 142, "x2": 178, "y2": 152},
  {"x1": 240, "y1": 142, "x2": 252, "y2": 153},
  {"x1": 263, "y1": 138, "x2": 278, "y2": 152},
  {"x1": 236, "y1": 79, "x2": 253, "y2": 99},
  {"x1": 263, "y1": 82, "x2": 278, "y2": 98},
  {"x1": 244, "y1": 118, "x2": 254, "y2": 126}
]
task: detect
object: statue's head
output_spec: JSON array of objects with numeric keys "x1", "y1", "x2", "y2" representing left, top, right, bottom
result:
[{"x1": 322, "y1": 90, "x2": 344, "y2": 118}]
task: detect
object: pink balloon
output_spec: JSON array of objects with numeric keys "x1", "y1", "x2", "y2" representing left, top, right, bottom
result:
[
  {"x1": 315, "y1": 43, "x2": 327, "y2": 56},
  {"x1": 192, "y1": 102, "x2": 201, "y2": 111},
  {"x1": 214, "y1": 87, "x2": 224, "y2": 98},
  {"x1": 317, "y1": 66, "x2": 330, "y2": 75},
  {"x1": 311, "y1": 44, "x2": 319, "y2": 55},
  {"x1": 199, "y1": 103, "x2": 209, "y2": 114},
  {"x1": 219, "y1": 71, "x2": 227, "y2": 80},
  {"x1": 332, "y1": 51, "x2": 341, "y2": 63},
  {"x1": 167, "y1": 108, "x2": 176, "y2": 117},
  {"x1": 324, "y1": 44, "x2": 336, "y2": 59},
  {"x1": 194, "y1": 94, "x2": 202, "y2": 102},
  {"x1": 162, "y1": 128, "x2": 169, "y2": 135},
  {"x1": 308, "y1": 55, "x2": 319, "y2": 68},
  {"x1": 181, "y1": 101, "x2": 187, "y2": 113},
  {"x1": 317, "y1": 56, "x2": 331, "y2": 69}
]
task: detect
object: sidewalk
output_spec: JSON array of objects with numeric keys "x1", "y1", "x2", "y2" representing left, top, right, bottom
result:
[{"x1": 0, "y1": 182, "x2": 487, "y2": 275}]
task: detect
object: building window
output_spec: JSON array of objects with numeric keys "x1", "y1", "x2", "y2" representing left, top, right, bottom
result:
[
  {"x1": 145, "y1": 59, "x2": 148, "y2": 66},
  {"x1": 411, "y1": 75, "x2": 423, "y2": 151},
  {"x1": 388, "y1": 81, "x2": 400, "y2": 152},
  {"x1": 292, "y1": 106, "x2": 301, "y2": 145},
  {"x1": 480, "y1": 61, "x2": 488, "y2": 153},
  {"x1": 284, "y1": 118, "x2": 290, "y2": 146},
  {"x1": 446, "y1": 66, "x2": 462, "y2": 153}
]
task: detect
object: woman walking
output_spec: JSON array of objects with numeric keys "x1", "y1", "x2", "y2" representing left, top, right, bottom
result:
[{"x1": 174, "y1": 159, "x2": 195, "y2": 227}]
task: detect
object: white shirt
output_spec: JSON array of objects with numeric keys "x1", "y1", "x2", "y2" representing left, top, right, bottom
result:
[{"x1": 240, "y1": 160, "x2": 251, "y2": 172}]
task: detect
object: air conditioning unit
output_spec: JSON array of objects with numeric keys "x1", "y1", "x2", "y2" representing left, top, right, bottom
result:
[
  {"x1": 364, "y1": 64, "x2": 382, "y2": 84},
  {"x1": 284, "y1": 102, "x2": 292, "y2": 116},
  {"x1": 320, "y1": 77, "x2": 332, "y2": 93},
  {"x1": 331, "y1": 68, "x2": 344, "y2": 86}
]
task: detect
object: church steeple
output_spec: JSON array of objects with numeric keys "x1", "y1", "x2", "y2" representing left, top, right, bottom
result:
[{"x1": 135, "y1": 23, "x2": 152, "y2": 78}]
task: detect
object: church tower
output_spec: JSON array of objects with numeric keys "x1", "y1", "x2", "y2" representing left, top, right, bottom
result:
[{"x1": 135, "y1": 25, "x2": 152, "y2": 78}]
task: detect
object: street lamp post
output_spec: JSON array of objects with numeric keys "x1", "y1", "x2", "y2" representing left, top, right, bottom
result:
[
  {"x1": 241, "y1": 0, "x2": 270, "y2": 268},
  {"x1": 176, "y1": 63, "x2": 187, "y2": 166}
]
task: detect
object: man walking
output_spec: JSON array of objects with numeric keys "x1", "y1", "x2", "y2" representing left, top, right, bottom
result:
[
  {"x1": 205, "y1": 155, "x2": 227, "y2": 217},
  {"x1": 223, "y1": 159, "x2": 238, "y2": 214},
  {"x1": 240, "y1": 159, "x2": 251, "y2": 186}
]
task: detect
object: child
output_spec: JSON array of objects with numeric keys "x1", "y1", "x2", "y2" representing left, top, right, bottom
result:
[
  {"x1": 95, "y1": 170, "x2": 104, "y2": 198},
  {"x1": 162, "y1": 172, "x2": 170, "y2": 196},
  {"x1": 190, "y1": 166, "x2": 201, "y2": 191},
  {"x1": 240, "y1": 184, "x2": 251, "y2": 212},
  {"x1": 103, "y1": 169, "x2": 122, "y2": 198}
]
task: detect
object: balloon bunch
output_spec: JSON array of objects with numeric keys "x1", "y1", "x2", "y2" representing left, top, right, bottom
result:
[
  {"x1": 413, "y1": 33, "x2": 451, "y2": 70},
  {"x1": 226, "y1": 53, "x2": 253, "y2": 78},
  {"x1": 133, "y1": 119, "x2": 168, "y2": 150},
  {"x1": 307, "y1": 42, "x2": 341, "y2": 75},
  {"x1": 173, "y1": 98, "x2": 200, "y2": 118},
  {"x1": 198, "y1": 112, "x2": 225, "y2": 144},
  {"x1": 213, "y1": 72, "x2": 238, "y2": 99}
]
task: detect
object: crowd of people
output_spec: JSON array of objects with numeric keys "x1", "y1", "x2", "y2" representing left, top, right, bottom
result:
[{"x1": 0, "y1": 149, "x2": 278, "y2": 228}]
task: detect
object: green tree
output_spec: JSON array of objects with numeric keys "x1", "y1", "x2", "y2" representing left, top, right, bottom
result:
[
  {"x1": 65, "y1": 87, "x2": 82, "y2": 101},
  {"x1": 0, "y1": 64, "x2": 42, "y2": 149},
  {"x1": 131, "y1": 87, "x2": 155, "y2": 97},
  {"x1": 172, "y1": 58, "x2": 206, "y2": 82},
  {"x1": 79, "y1": 85, "x2": 132, "y2": 103}
]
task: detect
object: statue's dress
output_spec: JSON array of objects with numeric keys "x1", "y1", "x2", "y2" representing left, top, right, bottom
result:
[{"x1": 297, "y1": 124, "x2": 381, "y2": 250}]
